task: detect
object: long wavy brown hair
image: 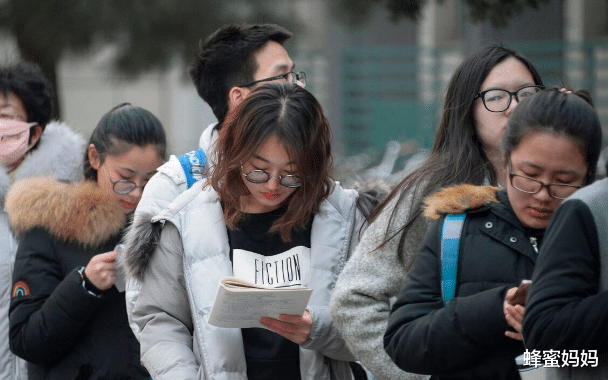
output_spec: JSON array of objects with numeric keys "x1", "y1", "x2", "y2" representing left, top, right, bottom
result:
[{"x1": 209, "y1": 83, "x2": 332, "y2": 241}]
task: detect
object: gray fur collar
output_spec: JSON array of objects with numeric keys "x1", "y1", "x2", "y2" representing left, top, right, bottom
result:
[{"x1": 119, "y1": 211, "x2": 164, "y2": 281}]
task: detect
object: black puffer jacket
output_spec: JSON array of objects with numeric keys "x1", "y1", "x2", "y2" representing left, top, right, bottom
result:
[
  {"x1": 5, "y1": 178, "x2": 149, "y2": 380},
  {"x1": 385, "y1": 185, "x2": 543, "y2": 380}
]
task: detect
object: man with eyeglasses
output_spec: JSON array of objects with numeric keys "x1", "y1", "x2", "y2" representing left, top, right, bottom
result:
[{"x1": 129, "y1": 24, "x2": 304, "y2": 216}]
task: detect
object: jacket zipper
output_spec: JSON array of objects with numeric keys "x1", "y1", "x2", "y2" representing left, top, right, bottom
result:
[{"x1": 529, "y1": 237, "x2": 539, "y2": 254}]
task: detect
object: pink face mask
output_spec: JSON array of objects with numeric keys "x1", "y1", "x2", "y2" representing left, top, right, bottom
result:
[{"x1": 0, "y1": 118, "x2": 37, "y2": 167}]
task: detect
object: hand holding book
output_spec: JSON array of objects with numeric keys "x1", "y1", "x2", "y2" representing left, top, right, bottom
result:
[{"x1": 208, "y1": 277, "x2": 313, "y2": 329}]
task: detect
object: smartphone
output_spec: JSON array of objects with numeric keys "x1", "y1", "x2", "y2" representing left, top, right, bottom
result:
[{"x1": 509, "y1": 279, "x2": 531, "y2": 306}]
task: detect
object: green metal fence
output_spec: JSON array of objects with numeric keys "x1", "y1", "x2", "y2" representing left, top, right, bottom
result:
[{"x1": 340, "y1": 40, "x2": 608, "y2": 158}]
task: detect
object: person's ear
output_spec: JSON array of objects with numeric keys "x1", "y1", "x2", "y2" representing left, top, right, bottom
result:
[
  {"x1": 28, "y1": 125, "x2": 43, "y2": 147},
  {"x1": 228, "y1": 86, "x2": 250, "y2": 111},
  {"x1": 88, "y1": 143, "x2": 101, "y2": 170}
]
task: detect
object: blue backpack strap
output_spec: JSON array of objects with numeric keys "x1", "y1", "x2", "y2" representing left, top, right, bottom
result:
[
  {"x1": 177, "y1": 148, "x2": 207, "y2": 189},
  {"x1": 440, "y1": 213, "x2": 466, "y2": 305}
]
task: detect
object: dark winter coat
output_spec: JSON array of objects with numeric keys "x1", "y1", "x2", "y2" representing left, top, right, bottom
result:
[
  {"x1": 5, "y1": 177, "x2": 149, "y2": 380},
  {"x1": 523, "y1": 178, "x2": 608, "y2": 379},
  {"x1": 384, "y1": 185, "x2": 542, "y2": 380}
]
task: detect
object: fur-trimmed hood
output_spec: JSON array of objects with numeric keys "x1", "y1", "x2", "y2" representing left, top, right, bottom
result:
[
  {"x1": 423, "y1": 184, "x2": 500, "y2": 219},
  {"x1": 6, "y1": 177, "x2": 125, "y2": 248},
  {"x1": 0, "y1": 121, "x2": 85, "y2": 203}
]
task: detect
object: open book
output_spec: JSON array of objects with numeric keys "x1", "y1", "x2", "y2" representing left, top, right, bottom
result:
[{"x1": 208, "y1": 277, "x2": 313, "y2": 328}]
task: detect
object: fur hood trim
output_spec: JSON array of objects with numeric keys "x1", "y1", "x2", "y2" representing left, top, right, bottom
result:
[
  {"x1": 6, "y1": 177, "x2": 125, "y2": 247},
  {"x1": 119, "y1": 211, "x2": 164, "y2": 281},
  {"x1": 423, "y1": 184, "x2": 500, "y2": 219},
  {"x1": 120, "y1": 179, "x2": 207, "y2": 281}
]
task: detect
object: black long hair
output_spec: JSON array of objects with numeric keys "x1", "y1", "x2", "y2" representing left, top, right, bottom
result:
[{"x1": 369, "y1": 45, "x2": 543, "y2": 254}]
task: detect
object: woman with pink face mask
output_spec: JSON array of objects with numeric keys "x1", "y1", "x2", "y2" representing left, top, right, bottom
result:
[
  {"x1": 5, "y1": 103, "x2": 166, "y2": 380},
  {"x1": 0, "y1": 61, "x2": 85, "y2": 380}
]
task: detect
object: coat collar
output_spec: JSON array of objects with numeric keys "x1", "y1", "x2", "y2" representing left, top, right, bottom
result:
[
  {"x1": 6, "y1": 177, "x2": 125, "y2": 248},
  {"x1": 423, "y1": 184, "x2": 500, "y2": 219}
]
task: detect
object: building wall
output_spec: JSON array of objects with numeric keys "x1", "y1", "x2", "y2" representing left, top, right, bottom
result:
[{"x1": 57, "y1": 47, "x2": 215, "y2": 156}]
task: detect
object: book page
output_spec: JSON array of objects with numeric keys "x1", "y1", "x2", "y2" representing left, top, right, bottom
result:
[{"x1": 208, "y1": 278, "x2": 313, "y2": 328}]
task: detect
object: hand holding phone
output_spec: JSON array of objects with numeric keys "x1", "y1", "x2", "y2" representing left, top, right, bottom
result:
[{"x1": 508, "y1": 279, "x2": 531, "y2": 306}]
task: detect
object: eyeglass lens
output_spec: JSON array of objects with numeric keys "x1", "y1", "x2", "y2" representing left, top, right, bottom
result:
[
  {"x1": 482, "y1": 86, "x2": 542, "y2": 112},
  {"x1": 511, "y1": 175, "x2": 577, "y2": 199},
  {"x1": 113, "y1": 180, "x2": 138, "y2": 194},
  {"x1": 245, "y1": 170, "x2": 301, "y2": 187},
  {"x1": 291, "y1": 72, "x2": 306, "y2": 87}
]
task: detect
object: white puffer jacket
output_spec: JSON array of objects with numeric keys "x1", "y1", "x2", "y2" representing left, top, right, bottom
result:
[
  {"x1": 0, "y1": 121, "x2": 85, "y2": 380},
  {"x1": 122, "y1": 180, "x2": 365, "y2": 380}
]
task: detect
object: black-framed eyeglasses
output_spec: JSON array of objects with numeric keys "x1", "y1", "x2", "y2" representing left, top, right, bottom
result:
[
  {"x1": 239, "y1": 71, "x2": 306, "y2": 88},
  {"x1": 474, "y1": 85, "x2": 545, "y2": 112},
  {"x1": 241, "y1": 165, "x2": 302, "y2": 188},
  {"x1": 111, "y1": 178, "x2": 145, "y2": 194},
  {"x1": 508, "y1": 160, "x2": 581, "y2": 200}
]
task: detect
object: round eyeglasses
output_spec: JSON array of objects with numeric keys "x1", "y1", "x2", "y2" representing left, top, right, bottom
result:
[
  {"x1": 111, "y1": 178, "x2": 145, "y2": 194},
  {"x1": 474, "y1": 85, "x2": 545, "y2": 112},
  {"x1": 241, "y1": 166, "x2": 302, "y2": 188},
  {"x1": 239, "y1": 71, "x2": 306, "y2": 88},
  {"x1": 508, "y1": 161, "x2": 581, "y2": 200}
]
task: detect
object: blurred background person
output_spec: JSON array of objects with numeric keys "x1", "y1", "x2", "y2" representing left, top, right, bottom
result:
[
  {"x1": 0, "y1": 60, "x2": 85, "y2": 380},
  {"x1": 6, "y1": 103, "x2": 166, "y2": 380}
]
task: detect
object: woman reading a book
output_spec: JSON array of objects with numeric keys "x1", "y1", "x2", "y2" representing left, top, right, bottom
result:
[{"x1": 122, "y1": 83, "x2": 377, "y2": 380}]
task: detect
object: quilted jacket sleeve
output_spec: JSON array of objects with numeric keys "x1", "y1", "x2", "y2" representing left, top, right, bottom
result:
[{"x1": 130, "y1": 222, "x2": 199, "y2": 380}]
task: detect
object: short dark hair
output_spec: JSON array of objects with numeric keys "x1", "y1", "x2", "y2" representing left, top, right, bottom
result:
[
  {"x1": 188, "y1": 23, "x2": 292, "y2": 124},
  {"x1": 503, "y1": 88, "x2": 602, "y2": 186},
  {"x1": 210, "y1": 83, "x2": 332, "y2": 242},
  {"x1": 84, "y1": 103, "x2": 167, "y2": 180},
  {"x1": 0, "y1": 61, "x2": 54, "y2": 142}
]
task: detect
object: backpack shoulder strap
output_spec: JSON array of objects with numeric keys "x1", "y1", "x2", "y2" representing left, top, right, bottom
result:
[
  {"x1": 440, "y1": 213, "x2": 466, "y2": 305},
  {"x1": 177, "y1": 148, "x2": 207, "y2": 189}
]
